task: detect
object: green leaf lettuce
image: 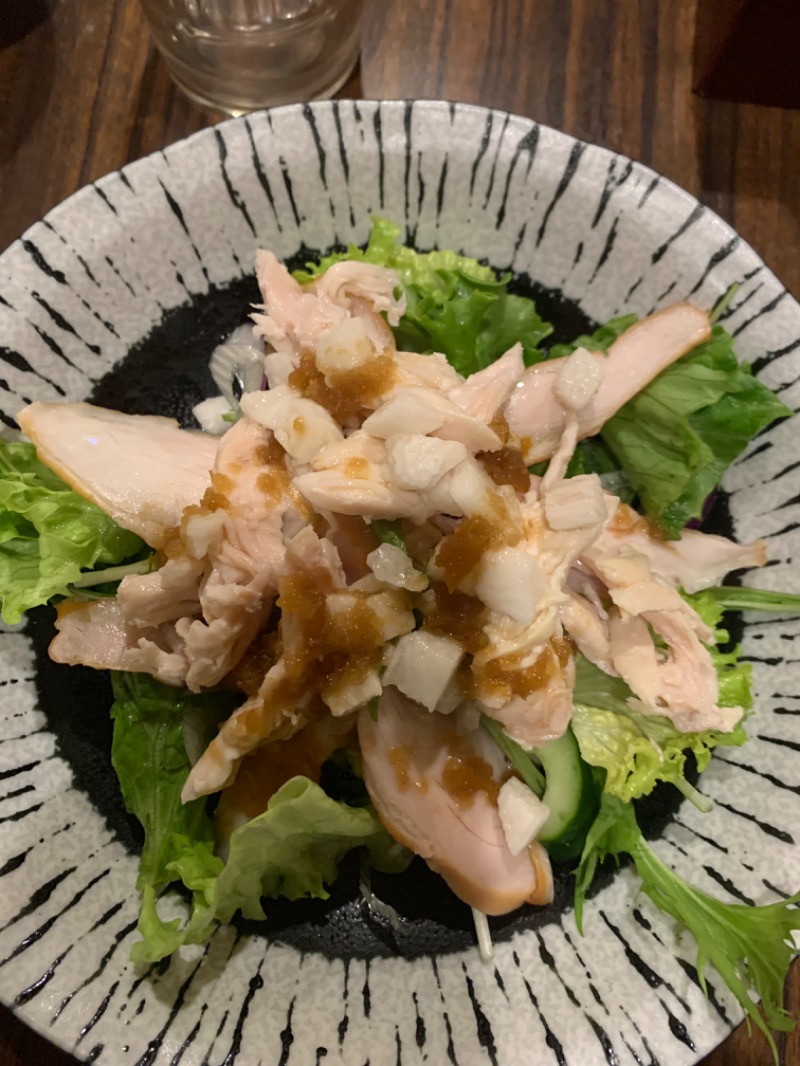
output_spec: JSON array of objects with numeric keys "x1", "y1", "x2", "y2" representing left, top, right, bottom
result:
[
  {"x1": 294, "y1": 217, "x2": 552, "y2": 375},
  {"x1": 0, "y1": 441, "x2": 144, "y2": 623},
  {"x1": 601, "y1": 326, "x2": 791, "y2": 537},
  {"x1": 110, "y1": 673, "x2": 408, "y2": 962}
]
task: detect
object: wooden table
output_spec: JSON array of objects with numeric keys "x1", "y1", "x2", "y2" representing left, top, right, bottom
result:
[{"x1": 0, "y1": 1, "x2": 799, "y2": 1063}]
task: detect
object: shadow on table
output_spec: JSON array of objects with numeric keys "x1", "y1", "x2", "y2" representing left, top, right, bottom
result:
[
  {"x1": 0, "y1": 0, "x2": 52, "y2": 49},
  {"x1": 690, "y1": 0, "x2": 800, "y2": 298},
  {"x1": 0, "y1": 0, "x2": 56, "y2": 164}
]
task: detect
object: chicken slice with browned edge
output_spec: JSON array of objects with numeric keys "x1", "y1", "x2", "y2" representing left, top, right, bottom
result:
[{"x1": 358, "y1": 687, "x2": 553, "y2": 914}]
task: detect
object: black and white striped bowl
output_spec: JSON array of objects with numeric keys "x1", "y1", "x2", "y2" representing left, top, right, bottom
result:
[{"x1": 0, "y1": 100, "x2": 798, "y2": 1066}]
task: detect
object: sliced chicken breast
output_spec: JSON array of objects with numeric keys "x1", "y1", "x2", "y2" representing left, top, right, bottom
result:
[
  {"x1": 358, "y1": 689, "x2": 552, "y2": 914},
  {"x1": 18, "y1": 401, "x2": 217, "y2": 548},
  {"x1": 505, "y1": 303, "x2": 712, "y2": 463}
]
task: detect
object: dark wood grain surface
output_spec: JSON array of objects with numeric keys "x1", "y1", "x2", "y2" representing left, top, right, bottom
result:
[{"x1": 0, "y1": 1, "x2": 799, "y2": 1063}]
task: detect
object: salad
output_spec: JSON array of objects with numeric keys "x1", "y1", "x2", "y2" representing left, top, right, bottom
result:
[{"x1": 2, "y1": 218, "x2": 800, "y2": 1056}]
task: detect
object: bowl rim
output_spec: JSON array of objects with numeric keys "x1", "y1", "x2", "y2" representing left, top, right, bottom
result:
[{"x1": 8, "y1": 98, "x2": 794, "y2": 317}]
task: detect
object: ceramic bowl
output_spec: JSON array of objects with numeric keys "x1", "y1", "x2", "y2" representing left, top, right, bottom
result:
[{"x1": 0, "y1": 100, "x2": 798, "y2": 1066}]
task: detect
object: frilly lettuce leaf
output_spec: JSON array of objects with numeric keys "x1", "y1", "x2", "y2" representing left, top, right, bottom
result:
[
  {"x1": 294, "y1": 217, "x2": 552, "y2": 374},
  {"x1": 0, "y1": 441, "x2": 144, "y2": 623},
  {"x1": 136, "y1": 778, "x2": 409, "y2": 962},
  {"x1": 212, "y1": 776, "x2": 409, "y2": 924},
  {"x1": 571, "y1": 655, "x2": 748, "y2": 803},
  {"x1": 110, "y1": 673, "x2": 407, "y2": 962},
  {"x1": 293, "y1": 217, "x2": 497, "y2": 287},
  {"x1": 110, "y1": 672, "x2": 229, "y2": 962},
  {"x1": 571, "y1": 703, "x2": 747, "y2": 803}
]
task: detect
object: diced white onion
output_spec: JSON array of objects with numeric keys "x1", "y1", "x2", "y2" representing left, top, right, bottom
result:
[
  {"x1": 440, "y1": 459, "x2": 492, "y2": 517},
  {"x1": 241, "y1": 387, "x2": 343, "y2": 464},
  {"x1": 366, "y1": 543, "x2": 428, "y2": 592},
  {"x1": 382, "y1": 631, "x2": 464, "y2": 712},
  {"x1": 385, "y1": 433, "x2": 467, "y2": 491},
  {"x1": 363, "y1": 393, "x2": 446, "y2": 438},
  {"x1": 315, "y1": 317, "x2": 375, "y2": 375},
  {"x1": 192, "y1": 395, "x2": 233, "y2": 436},
  {"x1": 555, "y1": 346, "x2": 604, "y2": 412},
  {"x1": 497, "y1": 777, "x2": 550, "y2": 856},
  {"x1": 474, "y1": 547, "x2": 547, "y2": 625},
  {"x1": 323, "y1": 669, "x2": 383, "y2": 717},
  {"x1": 183, "y1": 510, "x2": 226, "y2": 559}
]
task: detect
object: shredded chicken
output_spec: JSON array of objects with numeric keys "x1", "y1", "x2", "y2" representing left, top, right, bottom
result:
[{"x1": 23, "y1": 252, "x2": 769, "y2": 923}]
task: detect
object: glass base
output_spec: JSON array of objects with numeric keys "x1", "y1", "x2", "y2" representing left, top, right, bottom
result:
[
  {"x1": 149, "y1": 1, "x2": 364, "y2": 119},
  {"x1": 169, "y1": 55, "x2": 358, "y2": 116}
]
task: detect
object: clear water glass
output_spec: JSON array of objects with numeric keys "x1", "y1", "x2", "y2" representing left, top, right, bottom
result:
[{"x1": 138, "y1": 0, "x2": 364, "y2": 115}]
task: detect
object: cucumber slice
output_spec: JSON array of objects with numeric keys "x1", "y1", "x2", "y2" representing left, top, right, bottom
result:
[{"x1": 535, "y1": 727, "x2": 598, "y2": 862}]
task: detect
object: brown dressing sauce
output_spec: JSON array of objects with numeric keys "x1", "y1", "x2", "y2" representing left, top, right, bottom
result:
[
  {"x1": 226, "y1": 629, "x2": 281, "y2": 696},
  {"x1": 488, "y1": 411, "x2": 512, "y2": 445},
  {"x1": 609, "y1": 501, "x2": 660, "y2": 538},
  {"x1": 423, "y1": 582, "x2": 489, "y2": 655},
  {"x1": 479, "y1": 446, "x2": 532, "y2": 493},
  {"x1": 441, "y1": 748, "x2": 502, "y2": 807},
  {"x1": 343, "y1": 456, "x2": 370, "y2": 478},
  {"x1": 162, "y1": 433, "x2": 289, "y2": 558},
  {"x1": 435, "y1": 513, "x2": 504, "y2": 589},
  {"x1": 289, "y1": 349, "x2": 397, "y2": 422},
  {"x1": 237, "y1": 572, "x2": 410, "y2": 746},
  {"x1": 216, "y1": 717, "x2": 355, "y2": 822},
  {"x1": 253, "y1": 437, "x2": 288, "y2": 466},
  {"x1": 257, "y1": 467, "x2": 291, "y2": 502},
  {"x1": 434, "y1": 490, "x2": 522, "y2": 591},
  {"x1": 480, "y1": 636, "x2": 572, "y2": 701},
  {"x1": 388, "y1": 745, "x2": 427, "y2": 793},
  {"x1": 388, "y1": 737, "x2": 502, "y2": 809}
]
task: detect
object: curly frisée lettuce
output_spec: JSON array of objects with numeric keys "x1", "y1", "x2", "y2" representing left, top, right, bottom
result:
[
  {"x1": 110, "y1": 673, "x2": 408, "y2": 962},
  {"x1": 293, "y1": 217, "x2": 553, "y2": 374},
  {"x1": 575, "y1": 796, "x2": 800, "y2": 1061},
  {"x1": 0, "y1": 441, "x2": 145, "y2": 623},
  {"x1": 571, "y1": 655, "x2": 749, "y2": 804}
]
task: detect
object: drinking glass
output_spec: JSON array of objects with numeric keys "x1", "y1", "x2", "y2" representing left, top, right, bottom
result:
[{"x1": 138, "y1": 0, "x2": 364, "y2": 115}]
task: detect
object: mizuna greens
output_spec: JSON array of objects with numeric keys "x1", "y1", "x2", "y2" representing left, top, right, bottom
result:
[
  {"x1": 3, "y1": 218, "x2": 800, "y2": 1057},
  {"x1": 575, "y1": 796, "x2": 800, "y2": 1059}
]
